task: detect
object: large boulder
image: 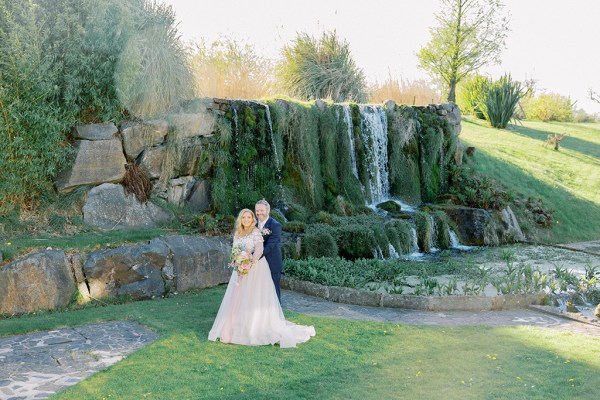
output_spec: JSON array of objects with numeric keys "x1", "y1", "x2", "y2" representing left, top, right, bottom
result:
[
  {"x1": 72, "y1": 123, "x2": 118, "y2": 140},
  {"x1": 137, "y1": 145, "x2": 166, "y2": 179},
  {"x1": 55, "y1": 140, "x2": 126, "y2": 193},
  {"x1": 187, "y1": 179, "x2": 211, "y2": 212},
  {"x1": 439, "y1": 205, "x2": 493, "y2": 245},
  {"x1": 167, "y1": 176, "x2": 196, "y2": 207},
  {"x1": 438, "y1": 205, "x2": 524, "y2": 245},
  {"x1": 83, "y1": 183, "x2": 172, "y2": 230},
  {"x1": 151, "y1": 235, "x2": 231, "y2": 292},
  {"x1": 84, "y1": 241, "x2": 169, "y2": 299},
  {"x1": 168, "y1": 111, "x2": 215, "y2": 139},
  {"x1": 0, "y1": 250, "x2": 76, "y2": 314},
  {"x1": 120, "y1": 120, "x2": 168, "y2": 161}
]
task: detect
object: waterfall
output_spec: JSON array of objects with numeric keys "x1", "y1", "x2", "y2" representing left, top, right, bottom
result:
[
  {"x1": 343, "y1": 105, "x2": 359, "y2": 178},
  {"x1": 410, "y1": 227, "x2": 419, "y2": 253},
  {"x1": 360, "y1": 105, "x2": 389, "y2": 204},
  {"x1": 388, "y1": 243, "x2": 400, "y2": 259},
  {"x1": 448, "y1": 229, "x2": 473, "y2": 250}
]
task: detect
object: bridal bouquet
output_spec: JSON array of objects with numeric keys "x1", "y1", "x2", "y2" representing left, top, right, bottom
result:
[{"x1": 229, "y1": 247, "x2": 254, "y2": 276}]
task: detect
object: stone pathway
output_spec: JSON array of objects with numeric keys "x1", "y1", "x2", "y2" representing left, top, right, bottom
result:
[
  {"x1": 282, "y1": 290, "x2": 600, "y2": 337},
  {"x1": 1, "y1": 291, "x2": 599, "y2": 400},
  {"x1": 0, "y1": 320, "x2": 158, "y2": 400}
]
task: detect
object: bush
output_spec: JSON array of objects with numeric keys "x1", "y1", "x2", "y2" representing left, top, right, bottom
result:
[
  {"x1": 448, "y1": 165, "x2": 511, "y2": 210},
  {"x1": 277, "y1": 30, "x2": 367, "y2": 102},
  {"x1": 522, "y1": 92, "x2": 574, "y2": 122},
  {"x1": 433, "y1": 211, "x2": 451, "y2": 249},
  {"x1": 114, "y1": 1, "x2": 193, "y2": 118},
  {"x1": 283, "y1": 221, "x2": 305, "y2": 233},
  {"x1": 415, "y1": 211, "x2": 432, "y2": 253},
  {"x1": 479, "y1": 74, "x2": 525, "y2": 129},
  {"x1": 302, "y1": 224, "x2": 338, "y2": 258},
  {"x1": 336, "y1": 224, "x2": 376, "y2": 260},
  {"x1": 457, "y1": 74, "x2": 490, "y2": 119}
]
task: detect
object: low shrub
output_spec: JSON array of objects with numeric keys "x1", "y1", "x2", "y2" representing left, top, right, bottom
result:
[
  {"x1": 448, "y1": 164, "x2": 511, "y2": 210},
  {"x1": 283, "y1": 221, "x2": 305, "y2": 233},
  {"x1": 302, "y1": 224, "x2": 338, "y2": 258}
]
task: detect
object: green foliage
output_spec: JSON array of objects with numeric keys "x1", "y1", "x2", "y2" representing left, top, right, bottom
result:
[
  {"x1": 417, "y1": 109, "x2": 455, "y2": 202},
  {"x1": 0, "y1": 0, "x2": 192, "y2": 214},
  {"x1": 336, "y1": 224, "x2": 376, "y2": 260},
  {"x1": 302, "y1": 224, "x2": 338, "y2": 258},
  {"x1": 386, "y1": 104, "x2": 421, "y2": 203},
  {"x1": 114, "y1": 1, "x2": 193, "y2": 118},
  {"x1": 277, "y1": 30, "x2": 367, "y2": 102},
  {"x1": 0, "y1": 0, "x2": 73, "y2": 213},
  {"x1": 448, "y1": 164, "x2": 511, "y2": 210},
  {"x1": 479, "y1": 74, "x2": 525, "y2": 129},
  {"x1": 269, "y1": 208, "x2": 286, "y2": 224},
  {"x1": 457, "y1": 74, "x2": 491, "y2": 119},
  {"x1": 196, "y1": 213, "x2": 234, "y2": 236},
  {"x1": 522, "y1": 92, "x2": 574, "y2": 122},
  {"x1": 282, "y1": 221, "x2": 305, "y2": 233},
  {"x1": 417, "y1": 0, "x2": 509, "y2": 102}
]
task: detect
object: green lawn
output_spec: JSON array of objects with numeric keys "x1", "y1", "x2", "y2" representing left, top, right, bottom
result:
[
  {"x1": 1, "y1": 287, "x2": 599, "y2": 399},
  {"x1": 460, "y1": 117, "x2": 600, "y2": 243}
]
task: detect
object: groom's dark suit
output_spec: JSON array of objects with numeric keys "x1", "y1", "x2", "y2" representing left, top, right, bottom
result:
[{"x1": 259, "y1": 217, "x2": 283, "y2": 302}]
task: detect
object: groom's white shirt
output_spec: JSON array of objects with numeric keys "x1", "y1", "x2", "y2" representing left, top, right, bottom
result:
[{"x1": 258, "y1": 219, "x2": 266, "y2": 230}]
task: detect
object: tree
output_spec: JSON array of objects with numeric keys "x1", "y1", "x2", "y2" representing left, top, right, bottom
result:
[
  {"x1": 277, "y1": 30, "x2": 367, "y2": 102},
  {"x1": 590, "y1": 89, "x2": 600, "y2": 104},
  {"x1": 418, "y1": 0, "x2": 509, "y2": 102}
]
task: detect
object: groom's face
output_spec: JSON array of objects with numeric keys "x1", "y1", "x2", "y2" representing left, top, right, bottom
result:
[{"x1": 255, "y1": 204, "x2": 269, "y2": 222}]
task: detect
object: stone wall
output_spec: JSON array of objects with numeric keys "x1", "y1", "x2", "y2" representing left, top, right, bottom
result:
[{"x1": 0, "y1": 235, "x2": 230, "y2": 315}]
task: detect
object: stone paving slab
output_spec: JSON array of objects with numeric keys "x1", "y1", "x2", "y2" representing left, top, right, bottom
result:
[
  {"x1": 0, "y1": 320, "x2": 157, "y2": 400},
  {"x1": 282, "y1": 290, "x2": 600, "y2": 337}
]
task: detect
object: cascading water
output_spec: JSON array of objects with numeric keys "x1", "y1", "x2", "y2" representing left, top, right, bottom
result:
[
  {"x1": 388, "y1": 243, "x2": 400, "y2": 259},
  {"x1": 449, "y1": 229, "x2": 473, "y2": 250},
  {"x1": 360, "y1": 105, "x2": 389, "y2": 204},
  {"x1": 343, "y1": 105, "x2": 359, "y2": 178}
]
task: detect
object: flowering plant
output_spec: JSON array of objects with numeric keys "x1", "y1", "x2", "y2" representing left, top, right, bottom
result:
[
  {"x1": 261, "y1": 228, "x2": 272, "y2": 236},
  {"x1": 229, "y1": 246, "x2": 254, "y2": 276}
]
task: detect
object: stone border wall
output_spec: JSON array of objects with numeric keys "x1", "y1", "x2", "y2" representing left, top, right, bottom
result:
[{"x1": 281, "y1": 276, "x2": 547, "y2": 311}]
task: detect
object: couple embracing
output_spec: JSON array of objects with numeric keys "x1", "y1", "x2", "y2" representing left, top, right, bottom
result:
[{"x1": 208, "y1": 199, "x2": 315, "y2": 348}]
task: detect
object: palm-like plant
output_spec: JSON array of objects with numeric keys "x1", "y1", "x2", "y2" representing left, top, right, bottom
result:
[
  {"x1": 479, "y1": 74, "x2": 524, "y2": 129},
  {"x1": 277, "y1": 31, "x2": 367, "y2": 102}
]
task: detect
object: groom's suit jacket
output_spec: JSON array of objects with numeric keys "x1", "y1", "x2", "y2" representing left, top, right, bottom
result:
[{"x1": 260, "y1": 217, "x2": 283, "y2": 273}]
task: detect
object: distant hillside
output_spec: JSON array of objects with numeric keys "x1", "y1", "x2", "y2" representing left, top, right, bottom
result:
[{"x1": 460, "y1": 117, "x2": 600, "y2": 243}]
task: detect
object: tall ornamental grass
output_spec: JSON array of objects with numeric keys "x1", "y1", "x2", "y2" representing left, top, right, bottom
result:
[
  {"x1": 479, "y1": 74, "x2": 525, "y2": 129},
  {"x1": 277, "y1": 30, "x2": 367, "y2": 102}
]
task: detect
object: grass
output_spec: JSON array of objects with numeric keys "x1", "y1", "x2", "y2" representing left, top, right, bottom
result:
[
  {"x1": 1, "y1": 287, "x2": 599, "y2": 399},
  {"x1": 460, "y1": 117, "x2": 600, "y2": 243},
  {"x1": 0, "y1": 228, "x2": 175, "y2": 263}
]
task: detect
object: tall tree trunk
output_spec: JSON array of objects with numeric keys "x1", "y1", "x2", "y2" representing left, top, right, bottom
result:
[{"x1": 447, "y1": 80, "x2": 457, "y2": 103}]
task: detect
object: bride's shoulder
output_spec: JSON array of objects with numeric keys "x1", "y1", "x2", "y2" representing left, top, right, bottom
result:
[{"x1": 251, "y1": 228, "x2": 262, "y2": 235}]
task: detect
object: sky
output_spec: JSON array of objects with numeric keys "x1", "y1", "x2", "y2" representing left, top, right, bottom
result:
[{"x1": 162, "y1": 0, "x2": 600, "y2": 114}]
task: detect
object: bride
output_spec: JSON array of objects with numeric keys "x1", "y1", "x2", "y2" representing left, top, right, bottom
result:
[{"x1": 208, "y1": 208, "x2": 315, "y2": 348}]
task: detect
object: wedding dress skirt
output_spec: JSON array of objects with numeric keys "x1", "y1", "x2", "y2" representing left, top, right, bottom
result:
[{"x1": 208, "y1": 257, "x2": 315, "y2": 348}]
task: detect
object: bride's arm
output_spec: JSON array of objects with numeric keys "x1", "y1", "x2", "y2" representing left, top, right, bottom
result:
[{"x1": 251, "y1": 229, "x2": 264, "y2": 263}]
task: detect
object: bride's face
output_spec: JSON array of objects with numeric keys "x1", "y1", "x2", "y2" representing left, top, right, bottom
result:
[{"x1": 241, "y1": 212, "x2": 254, "y2": 229}]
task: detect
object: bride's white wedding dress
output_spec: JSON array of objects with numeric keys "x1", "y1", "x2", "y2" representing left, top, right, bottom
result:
[{"x1": 208, "y1": 229, "x2": 315, "y2": 348}]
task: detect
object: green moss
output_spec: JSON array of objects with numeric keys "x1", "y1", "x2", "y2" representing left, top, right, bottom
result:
[
  {"x1": 415, "y1": 211, "x2": 432, "y2": 253},
  {"x1": 417, "y1": 108, "x2": 454, "y2": 202},
  {"x1": 387, "y1": 105, "x2": 421, "y2": 203},
  {"x1": 433, "y1": 211, "x2": 451, "y2": 249}
]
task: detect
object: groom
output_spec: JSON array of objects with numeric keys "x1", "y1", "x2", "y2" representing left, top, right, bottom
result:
[{"x1": 255, "y1": 199, "x2": 283, "y2": 303}]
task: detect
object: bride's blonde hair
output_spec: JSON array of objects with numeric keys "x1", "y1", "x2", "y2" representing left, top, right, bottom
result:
[{"x1": 234, "y1": 208, "x2": 257, "y2": 238}]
